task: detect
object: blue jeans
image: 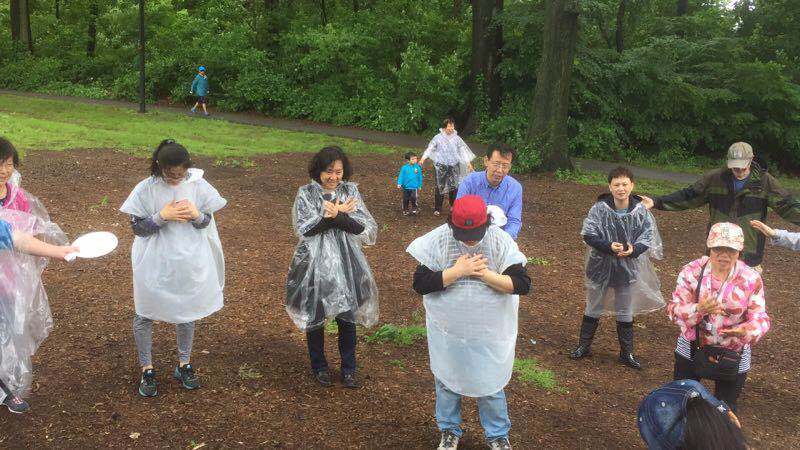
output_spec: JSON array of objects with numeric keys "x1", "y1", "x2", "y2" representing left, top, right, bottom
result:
[{"x1": 434, "y1": 378, "x2": 511, "y2": 441}]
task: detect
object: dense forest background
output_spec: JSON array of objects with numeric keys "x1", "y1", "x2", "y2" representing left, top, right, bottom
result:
[{"x1": 1, "y1": 0, "x2": 799, "y2": 171}]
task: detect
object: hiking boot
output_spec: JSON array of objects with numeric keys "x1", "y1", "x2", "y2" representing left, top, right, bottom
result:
[
  {"x1": 487, "y1": 437, "x2": 512, "y2": 450},
  {"x1": 438, "y1": 430, "x2": 460, "y2": 450},
  {"x1": 569, "y1": 316, "x2": 599, "y2": 360},
  {"x1": 342, "y1": 373, "x2": 360, "y2": 389},
  {"x1": 174, "y1": 364, "x2": 200, "y2": 390},
  {"x1": 2, "y1": 393, "x2": 30, "y2": 414},
  {"x1": 138, "y1": 368, "x2": 158, "y2": 397},
  {"x1": 314, "y1": 370, "x2": 333, "y2": 387}
]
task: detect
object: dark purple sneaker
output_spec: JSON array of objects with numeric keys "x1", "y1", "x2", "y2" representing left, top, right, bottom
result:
[{"x1": 3, "y1": 393, "x2": 30, "y2": 414}]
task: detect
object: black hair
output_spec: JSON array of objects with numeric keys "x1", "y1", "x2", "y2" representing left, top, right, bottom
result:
[
  {"x1": 150, "y1": 139, "x2": 192, "y2": 177},
  {"x1": 607, "y1": 166, "x2": 635, "y2": 183},
  {"x1": 486, "y1": 142, "x2": 516, "y2": 162},
  {"x1": 0, "y1": 136, "x2": 20, "y2": 167},
  {"x1": 404, "y1": 151, "x2": 417, "y2": 160},
  {"x1": 308, "y1": 146, "x2": 352, "y2": 183},
  {"x1": 681, "y1": 397, "x2": 747, "y2": 450},
  {"x1": 442, "y1": 117, "x2": 456, "y2": 128}
]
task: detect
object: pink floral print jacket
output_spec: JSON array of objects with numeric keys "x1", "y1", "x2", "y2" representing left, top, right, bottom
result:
[{"x1": 668, "y1": 256, "x2": 770, "y2": 352}]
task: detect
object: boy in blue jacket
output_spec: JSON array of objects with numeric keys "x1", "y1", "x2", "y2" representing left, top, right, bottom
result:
[
  {"x1": 190, "y1": 66, "x2": 210, "y2": 116},
  {"x1": 397, "y1": 152, "x2": 423, "y2": 215}
]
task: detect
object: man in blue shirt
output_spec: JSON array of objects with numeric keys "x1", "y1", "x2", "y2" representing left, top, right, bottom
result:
[{"x1": 457, "y1": 143, "x2": 523, "y2": 240}]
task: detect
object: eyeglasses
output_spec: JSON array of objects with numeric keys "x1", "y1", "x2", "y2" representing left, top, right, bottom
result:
[{"x1": 489, "y1": 161, "x2": 511, "y2": 171}]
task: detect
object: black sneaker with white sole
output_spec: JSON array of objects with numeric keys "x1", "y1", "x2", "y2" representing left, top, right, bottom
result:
[
  {"x1": 174, "y1": 364, "x2": 200, "y2": 390},
  {"x1": 138, "y1": 368, "x2": 158, "y2": 397},
  {"x1": 2, "y1": 393, "x2": 30, "y2": 414}
]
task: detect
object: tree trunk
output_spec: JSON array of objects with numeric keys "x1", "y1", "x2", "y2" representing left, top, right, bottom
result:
[
  {"x1": 352, "y1": 0, "x2": 358, "y2": 13},
  {"x1": 87, "y1": 1, "x2": 98, "y2": 57},
  {"x1": 453, "y1": 0, "x2": 462, "y2": 18},
  {"x1": 526, "y1": 0, "x2": 580, "y2": 171},
  {"x1": 615, "y1": 0, "x2": 626, "y2": 53},
  {"x1": 10, "y1": 0, "x2": 33, "y2": 53},
  {"x1": 462, "y1": 0, "x2": 503, "y2": 135},
  {"x1": 319, "y1": 0, "x2": 328, "y2": 25},
  {"x1": 55, "y1": 0, "x2": 60, "y2": 20},
  {"x1": 677, "y1": 0, "x2": 688, "y2": 16}
]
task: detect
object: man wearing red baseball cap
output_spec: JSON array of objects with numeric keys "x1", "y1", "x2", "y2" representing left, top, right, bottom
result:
[{"x1": 407, "y1": 195, "x2": 531, "y2": 450}]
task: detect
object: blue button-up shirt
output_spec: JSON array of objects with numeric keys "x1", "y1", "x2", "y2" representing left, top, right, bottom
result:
[{"x1": 457, "y1": 171, "x2": 523, "y2": 240}]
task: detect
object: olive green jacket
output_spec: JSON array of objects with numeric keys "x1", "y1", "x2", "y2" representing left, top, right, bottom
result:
[{"x1": 653, "y1": 164, "x2": 800, "y2": 266}]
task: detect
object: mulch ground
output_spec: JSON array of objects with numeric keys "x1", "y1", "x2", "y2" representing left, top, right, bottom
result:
[{"x1": 0, "y1": 150, "x2": 797, "y2": 449}]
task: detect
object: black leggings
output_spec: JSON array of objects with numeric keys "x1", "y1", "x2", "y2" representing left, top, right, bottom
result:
[{"x1": 673, "y1": 352, "x2": 747, "y2": 412}]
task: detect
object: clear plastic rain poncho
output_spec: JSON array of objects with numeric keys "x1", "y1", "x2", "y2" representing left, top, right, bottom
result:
[
  {"x1": 581, "y1": 199, "x2": 665, "y2": 318},
  {"x1": 120, "y1": 169, "x2": 227, "y2": 324},
  {"x1": 422, "y1": 130, "x2": 476, "y2": 194},
  {"x1": 407, "y1": 224, "x2": 526, "y2": 397},
  {"x1": 0, "y1": 205, "x2": 67, "y2": 401},
  {"x1": 286, "y1": 181, "x2": 379, "y2": 331}
]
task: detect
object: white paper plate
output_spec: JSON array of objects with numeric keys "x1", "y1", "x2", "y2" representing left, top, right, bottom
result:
[
  {"x1": 486, "y1": 205, "x2": 507, "y2": 227},
  {"x1": 67, "y1": 232, "x2": 118, "y2": 260}
]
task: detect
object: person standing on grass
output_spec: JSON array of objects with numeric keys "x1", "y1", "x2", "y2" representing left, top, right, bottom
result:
[
  {"x1": 419, "y1": 118, "x2": 475, "y2": 216},
  {"x1": 286, "y1": 146, "x2": 379, "y2": 389},
  {"x1": 569, "y1": 167, "x2": 664, "y2": 370},
  {"x1": 408, "y1": 195, "x2": 530, "y2": 450},
  {"x1": 456, "y1": 143, "x2": 522, "y2": 240},
  {"x1": 641, "y1": 142, "x2": 800, "y2": 272},
  {"x1": 120, "y1": 139, "x2": 227, "y2": 397},
  {"x1": 751, "y1": 220, "x2": 800, "y2": 252},
  {"x1": 397, "y1": 151, "x2": 423, "y2": 215},
  {"x1": 190, "y1": 66, "x2": 210, "y2": 116}
]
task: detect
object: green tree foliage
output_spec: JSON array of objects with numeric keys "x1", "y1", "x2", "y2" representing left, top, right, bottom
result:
[{"x1": 0, "y1": 0, "x2": 799, "y2": 170}]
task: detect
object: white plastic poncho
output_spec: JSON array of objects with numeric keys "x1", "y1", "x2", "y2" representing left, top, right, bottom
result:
[
  {"x1": 581, "y1": 197, "x2": 665, "y2": 317},
  {"x1": 120, "y1": 170, "x2": 226, "y2": 324},
  {"x1": 407, "y1": 224, "x2": 526, "y2": 397},
  {"x1": 286, "y1": 181, "x2": 379, "y2": 331},
  {"x1": 422, "y1": 130, "x2": 476, "y2": 194},
  {"x1": 0, "y1": 207, "x2": 67, "y2": 401}
]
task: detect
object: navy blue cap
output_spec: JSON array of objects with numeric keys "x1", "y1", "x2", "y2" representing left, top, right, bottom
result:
[{"x1": 638, "y1": 380, "x2": 729, "y2": 449}]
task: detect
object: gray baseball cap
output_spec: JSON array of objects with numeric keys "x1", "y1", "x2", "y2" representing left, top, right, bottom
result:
[{"x1": 727, "y1": 142, "x2": 753, "y2": 169}]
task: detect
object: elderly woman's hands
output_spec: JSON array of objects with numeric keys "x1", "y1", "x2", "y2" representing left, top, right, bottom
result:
[
  {"x1": 697, "y1": 295, "x2": 724, "y2": 316},
  {"x1": 719, "y1": 325, "x2": 747, "y2": 338}
]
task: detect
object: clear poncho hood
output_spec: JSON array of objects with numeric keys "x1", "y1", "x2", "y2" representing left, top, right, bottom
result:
[
  {"x1": 580, "y1": 196, "x2": 665, "y2": 316},
  {"x1": 407, "y1": 224, "x2": 526, "y2": 397},
  {"x1": 286, "y1": 181, "x2": 379, "y2": 331}
]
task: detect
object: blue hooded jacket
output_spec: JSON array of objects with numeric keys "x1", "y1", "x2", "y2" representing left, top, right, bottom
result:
[{"x1": 191, "y1": 74, "x2": 209, "y2": 97}]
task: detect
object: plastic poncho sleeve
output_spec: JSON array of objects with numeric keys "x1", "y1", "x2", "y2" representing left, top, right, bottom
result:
[
  {"x1": 293, "y1": 186, "x2": 326, "y2": 238},
  {"x1": 773, "y1": 229, "x2": 800, "y2": 251}
]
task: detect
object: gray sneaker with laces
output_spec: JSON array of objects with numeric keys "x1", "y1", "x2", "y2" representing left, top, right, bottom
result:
[
  {"x1": 438, "y1": 430, "x2": 460, "y2": 450},
  {"x1": 2, "y1": 393, "x2": 30, "y2": 413},
  {"x1": 138, "y1": 368, "x2": 158, "y2": 397},
  {"x1": 487, "y1": 437, "x2": 511, "y2": 450},
  {"x1": 174, "y1": 364, "x2": 200, "y2": 390}
]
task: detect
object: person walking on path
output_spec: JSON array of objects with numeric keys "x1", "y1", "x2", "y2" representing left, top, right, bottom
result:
[
  {"x1": 641, "y1": 142, "x2": 800, "y2": 271},
  {"x1": 456, "y1": 143, "x2": 522, "y2": 240},
  {"x1": 408, "y1": 195, "x2": 530, "y2": 450},
  {"x1": 668, "y1": 222, "x2": 770, "y2": 412},
  {"x1": 419, "y1": 118, "x2": 475, "y2": 216},
  {"x1": 190, "y1": 66, "x2": 210, "y2": 116}
]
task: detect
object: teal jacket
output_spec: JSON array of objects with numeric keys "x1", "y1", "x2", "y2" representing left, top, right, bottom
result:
[{"x1": 191, "y1": 74, "x2": 209, "y2": 97}]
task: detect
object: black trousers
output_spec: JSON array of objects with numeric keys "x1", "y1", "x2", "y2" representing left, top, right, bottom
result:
[
  {"x1": 434, "y1": 187, "x2": 457, "y2": 212},
  {"x1": 673, "y1": 352, "x2": 747, "y2": 412},
  {"x1": 306, "y1": 317, "x2": 357, "y2": 375},
  {"x1": 402, "y1": 189, "x2": 419, "y2": 211}
]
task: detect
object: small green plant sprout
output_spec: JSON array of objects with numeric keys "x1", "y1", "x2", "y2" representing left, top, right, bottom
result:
[
  {"x1": 365, "y1": 323, "x2": 426, "y2": 346},
  {"x1": 89, "y1": 195, "x2": 109, "y2": 211},
  {"x1": 527, "y1": 256, "x2": 549, "y2": 266},
  {"x1": 381, "y1": 223, "x2": 390, "y2": 232},
  {"x1": 513, "y1": 358, "x2": 563, "y2": 392},
  {"x1": 187, "y1": 441, "x2": 206, "y2": 450},
  {"x1": 237, "y1": 364, "x2": 262, "y2": 380},
  {"x1": 325, "y1": 319, "x2": 339, "y2": 334},
  {"x1": 388, "y1": 359, "x2": 406, "y2": 370}
]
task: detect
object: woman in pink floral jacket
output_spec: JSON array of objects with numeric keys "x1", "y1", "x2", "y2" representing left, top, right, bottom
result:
[{"x1": 668, "y1": 222, "x2": 770, "y2": 412}]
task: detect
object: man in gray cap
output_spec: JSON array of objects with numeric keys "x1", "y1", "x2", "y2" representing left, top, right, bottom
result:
[{"x1": 642, "y1": 142, "x2": 800, "y2": 270}]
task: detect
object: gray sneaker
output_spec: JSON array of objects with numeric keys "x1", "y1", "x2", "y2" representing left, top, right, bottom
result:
[
  {"x1": 2, "y1": 393, "x2": 30, "y2": 413},
  {"x1": 138, "y1": 369, "x2": 158, "y2": 397},
  {"x1": 438, "y1": 431, "x2": 460, "y2": 450},
  {"x1": 487, "y1": 437, "x2": 511, "y2": 450},
  {"x1": 174, "y1": 364, "x2": 200, "y2": 390}
]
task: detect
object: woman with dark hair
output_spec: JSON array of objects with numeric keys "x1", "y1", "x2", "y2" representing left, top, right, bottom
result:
[
  {"x1": 286, "y1": 146, "x2": 379, "y2": 389},
  {"x1": 668, "y1": 222, "x2": 770, "y2": 412},
  {"x1": 419, "y1": 118, "x2": 475, "y2": 215},
  {"x1": 638, "y1": 379, "x2": 746, "y2": 450}
]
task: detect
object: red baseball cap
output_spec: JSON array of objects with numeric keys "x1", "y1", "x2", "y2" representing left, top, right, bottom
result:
[{"x1": 449, "y1": 195, "x2": 488, "y2": 242}]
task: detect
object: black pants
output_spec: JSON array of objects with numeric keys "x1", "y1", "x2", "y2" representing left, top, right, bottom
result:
[
  {"x1": 402, "y1": 189, "x2": 419, "y2": 211},
  {"x1": 434, "y1": 187, "x2": 457, "y2": 212},
  {"x1": 306, "y1": 317, "x2": 357, "y2": 375},
  {"x1": 673, "y1": 352, "x2": 747, "y2": 412}
]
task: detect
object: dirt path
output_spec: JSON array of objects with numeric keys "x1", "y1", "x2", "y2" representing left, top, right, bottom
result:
[{"x1": 0, "y1": 150, "x2": 797, "y2": 448}]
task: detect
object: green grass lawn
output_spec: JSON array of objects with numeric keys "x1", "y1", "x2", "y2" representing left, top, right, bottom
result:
[{"x1": 0, "y1": 93, "x2": 408, "y2": 158}]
